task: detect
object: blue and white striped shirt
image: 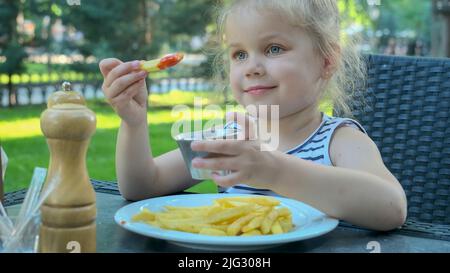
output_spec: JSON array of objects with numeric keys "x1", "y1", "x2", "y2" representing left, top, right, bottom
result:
[{"x1": 224, "y1": 113, "x2": 367, "y2": 196}]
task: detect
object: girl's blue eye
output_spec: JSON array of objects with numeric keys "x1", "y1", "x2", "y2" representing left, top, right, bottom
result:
[
  {"x1": 267, "y1": 45, "x2": 284, "y2": 55},
  {"x1": 234, "y1": 51, "x2": 248, "y2": 61}
]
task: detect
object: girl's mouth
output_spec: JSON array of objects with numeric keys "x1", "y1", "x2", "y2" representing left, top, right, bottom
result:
[{"x1": 244, "y1": 86, "x2": 277, "y2": 96}]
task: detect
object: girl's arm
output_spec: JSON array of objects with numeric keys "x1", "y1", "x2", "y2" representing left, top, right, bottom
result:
[
  {"x1": 116, "y1": 120, "x2": 199, "y2": 201},
  {"x1": 99, "y1": 58, "x2": 199, "y2": 201},
  {"x1": 272, "y1": 127, "x2": 407, "y2": 231}
]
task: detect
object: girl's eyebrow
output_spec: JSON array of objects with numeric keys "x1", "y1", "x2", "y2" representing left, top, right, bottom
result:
[
  {"x1": 260, "y1": 33, "x2": 282, "y2": 39},
  {"x1": 229, "y1": 34, "x2": 288, "y2": 46},
  {"x1": 227, "y1": 33, "x2": 289, "y2": 49},
  {"x1": 259, "y1": 33, "x2": 290, "y2": 42},
  {"x1": 228, "y1": 42, "x2": 242, "y2": 48}
]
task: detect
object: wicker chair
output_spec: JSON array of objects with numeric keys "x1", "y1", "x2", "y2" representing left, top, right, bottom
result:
[{"x1": 342, "y1": 54, "x2": 450, "y2": 239}]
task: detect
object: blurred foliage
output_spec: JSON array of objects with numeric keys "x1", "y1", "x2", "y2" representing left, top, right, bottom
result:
[
  {"x1": 1, "y1": 0, "x2": 216, "y2": 75},
  {"x1": 60, "y1": 0, "x2": 215, "y2": 72},
  {"x1": 0, "y1": 0, "x2": 439, "y2": 79},
  {"x1": 0, "y1": 0, "x2": 28, "y2": 74},
  {"x1": 339, "y1": 0, "x2": 373, "y2": 29},
  {"x1": 0, "y1": 42, "x2": 27, "y2": 74},
  {"x1": 338, "y1": 0, "x2": 432, "y2": 52},
  {"x1": 374, "y1": 0, "x2": 432, "y2": 46}
]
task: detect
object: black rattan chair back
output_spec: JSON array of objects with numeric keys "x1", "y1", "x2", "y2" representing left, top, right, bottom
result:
[{"x1": 344, "y1": 54, "x2": 450, "y2": 225}]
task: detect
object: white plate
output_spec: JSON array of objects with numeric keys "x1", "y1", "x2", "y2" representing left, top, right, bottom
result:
[{"x1": 114, "y1": 193, "x2": 339, "y2": 251}]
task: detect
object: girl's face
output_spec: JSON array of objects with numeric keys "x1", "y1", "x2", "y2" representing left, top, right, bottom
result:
[{"x1": 226, "y1": 9, "x2": 327, "y2": 118}]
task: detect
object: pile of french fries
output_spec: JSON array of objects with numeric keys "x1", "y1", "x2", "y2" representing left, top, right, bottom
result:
[{"x1": 131, "y1": 196, "x2": 294, "y2": 236}]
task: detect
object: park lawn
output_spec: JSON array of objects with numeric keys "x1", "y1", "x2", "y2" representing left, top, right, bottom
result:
[{"x1": 1, "y1": 91, "x2": 332, "y2": 193}]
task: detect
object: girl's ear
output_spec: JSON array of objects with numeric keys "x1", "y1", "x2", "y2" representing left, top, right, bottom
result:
[
  {"x1": 322, "y1": 57, "x2": 337, "y2": 79},
  {"x1": 322, "y1": 45, "x2": 341, "y2": 79},
  {"x1": 322, "y1": 58, "x2": 333, "y2": 79}
]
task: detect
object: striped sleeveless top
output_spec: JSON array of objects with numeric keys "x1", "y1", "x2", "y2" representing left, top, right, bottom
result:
[{"x1": 223, "y1": 113, "x2": 367, "y2": 196}]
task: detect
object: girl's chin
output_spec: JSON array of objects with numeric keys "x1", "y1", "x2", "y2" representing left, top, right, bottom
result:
[
  {"x1": 238, "y1": 101, "x2": 280, "y2": 117},
  {"x1": 241, "y1": 98, "x2": 278, "y2": 107}
]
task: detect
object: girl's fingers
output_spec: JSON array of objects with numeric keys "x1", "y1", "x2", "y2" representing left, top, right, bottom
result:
[
  {"x1": 99, "y1": 58, "x2": 122, "y2": 78},
  {"x1": 211, "y1": 171, "x2": 242, "y2": 188},
  {"x1": 107, "y1": 70, "x2": 148, "y2": 99},
  {"x1": 191, "y1": 139, "x2": 260, "y2": 155},
  {"x1": 191, "y1": 156, "x2": 236, "y2": 171},
  {"x1": 108, "y1": 79, "x2": 145, "y2": 109},
  {"x1": 103, "y1": 60, "x2": 142, "y2": 88},
  {"x1": 191, "y1": 140, "x2": 242, "y2": 155}
]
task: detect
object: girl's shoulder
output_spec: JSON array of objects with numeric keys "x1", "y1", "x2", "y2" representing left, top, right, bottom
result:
[
  {"x1": 324, "y1": 114, "x2": 371, "y2": 163},
  {"x1": 287, "y1": 113, "x2": 368, "y2": 166},
  {"x1": 322, "y1": 114, "x2": 367, "y2": 135},
  {"x1": 326, "y1": 114, "x2": 384, "y2": 167}
]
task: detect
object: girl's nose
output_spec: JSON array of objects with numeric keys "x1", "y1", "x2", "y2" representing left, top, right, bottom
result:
[{"x1": 245, "y1": 59, "x2": 265, "y2": 77}]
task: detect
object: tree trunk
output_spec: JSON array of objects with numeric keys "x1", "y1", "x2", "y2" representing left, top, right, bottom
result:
[
  {"x1": 446, "y1": 16, "x2": 450, "y2": 56},
  {"x1": 7, "y1": 73, "x2": 16, "y2": 107},
  {"x1": 432, "y1": 0, "x2": 450, "y2": 57},
  {"x1": 46, "y1": 4, "x2": 52, "y2": 75}
]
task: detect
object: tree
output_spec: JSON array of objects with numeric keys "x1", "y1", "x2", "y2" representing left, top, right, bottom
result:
[
  {"x1": 60, "y1": 0, "x2": 214, "y2": 72},
  {"x1": 375, "y1": 0, "x2": 432, "y2": 52},
  {"x1": 155, "y1": 0, "x2": 214, "y2": 52},
  {"x1": 432, "y1": 0, "x2": 450, "y2": 57},
  {"x1": 337, "y1": 0, "x2": 433, "y2": 54},
  {"x1": 0, "y1": 0, "x2": 28, "y2": 107},
  {"x1": 338, "y1": 0, "x2": 373, "y2": 31},
  {"x1": 23, "y1": 0, "x2": 65, "y2": 72}
]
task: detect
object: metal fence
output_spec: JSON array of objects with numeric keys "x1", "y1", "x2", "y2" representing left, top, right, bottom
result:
[{"x1": 0, "y1": 76, "x2": 215, "y2": 107}]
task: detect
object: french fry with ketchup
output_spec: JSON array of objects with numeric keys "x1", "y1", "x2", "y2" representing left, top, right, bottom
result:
[{"x1": 140, "y1": 52, "x2": 184, "y2": 72}]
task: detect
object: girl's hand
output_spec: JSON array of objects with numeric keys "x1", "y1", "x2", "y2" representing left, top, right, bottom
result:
[
  {"x1": 99, "y1": 58, "x2": 149, "y2": 126},
  {"x1": 191, "y1": 139, "x2": 281, "y2": 189},
  {"x1": 191, "y1": 112, "x2": 281, "y2": 189}
]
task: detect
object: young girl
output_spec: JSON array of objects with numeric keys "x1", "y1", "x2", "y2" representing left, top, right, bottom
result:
[{"x1": 99, "y1": 0, "x2": 407, "y2": 231}]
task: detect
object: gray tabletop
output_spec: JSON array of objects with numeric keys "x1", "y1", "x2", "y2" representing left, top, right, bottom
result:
[{"x1": 6, "y1": 191, "x2": 450, "y2": 253}]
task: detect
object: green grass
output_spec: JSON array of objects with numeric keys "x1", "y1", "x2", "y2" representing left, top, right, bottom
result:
[{"x1": 1, "y1": 91, "x2": 332, "y2": 194}]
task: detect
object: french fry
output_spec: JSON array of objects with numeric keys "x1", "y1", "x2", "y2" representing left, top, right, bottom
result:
[
  {"x1": 227, "y1": 213, "x2": 259, "y2": 236},
  {"x1": 214, "y1": 199, "x2": 248, "y2": 208},
  {"x1": 140, "y1": 52, "x2": 184, "y2": 72},
  {"x1": 276, "y1": 207, "x2": 291, "y2": 217},
  {"x1": 241, "y1": 215, "x2": 265, "y2": 233},
  {"x1": 164, "y1": 205, "x2": 212, "y2": 211},
  {"x1": 131, "y1": 208, "x2": 155, "y2": 222},
  {"x1": 241, "y1": 229, "x2": 263, "y2": 236},
  {"x1": 206, "y1": 205, "x2": 224, "y2": 217},
  {"x1": 146, "y1": 220, "x2": 160, "y2": 228},
  {"x1": 270, "y1": 220, "x2": 283, "y2": 235},
  {"x1": 279, "y1": 216, "x2": 293, "y2": 233},
  {"x1": 261, "y1": 208, "x2": 279, "y2": 234},
  {"x1": 216, "y1": 196, "x2": 280, "y2": 207},
  {"x1": 199, "y1": 228, "x2": 227, "y2": 236},
  {"x1": 206, "y1": 204, "x2": 254, "y2": 224},
  {"x1": 255, "y1": 205, "x2": 272, "y2": 214},
  {"x1": 157, "y1": 220, "x2": 211, "y2": 233}
]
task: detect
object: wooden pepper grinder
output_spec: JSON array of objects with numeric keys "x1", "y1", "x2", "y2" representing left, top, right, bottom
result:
[{"x1": 39, "y1": 82, "x2": 96, "y2": 253}]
